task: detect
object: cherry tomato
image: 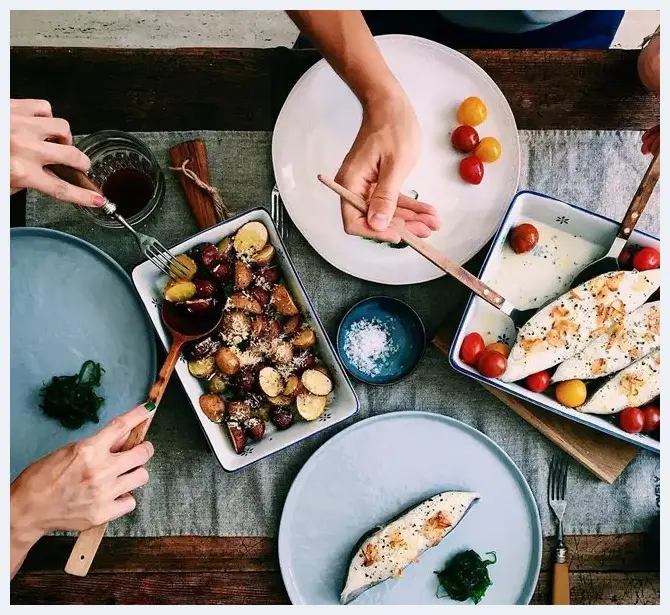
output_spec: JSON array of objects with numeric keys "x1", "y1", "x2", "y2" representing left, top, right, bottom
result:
[
  {"x1": 477, "y1": 350, "x2": 508, "y2": 379},
  {"x1": 618, "y1": 247, "x2": 634, "y2": 270},
  {"x1": 633, "y1": 247, "x2": 660, "y2": 271},
  {"x1": 459, "y1": 156, "x2": 484, "y2": 185},
  {"x1": 460, "y1": 332, "x2": 485, "y2": 367},
  {"x1": 475, "y1": 137, "x2": 502, "y2": 163},
  {"x1": 509, "y1": 223, "x2": 539, "y2": 254},
  {"x1": 526, "y1": 370, "x2": 551, "y2": 393},
  {"x1": 619, "y1": 406, "x2": 645, "y2": 433},
  {"x1": 457, "y1": 97, "x2": 487, "y2": 127},
  {"x1": 485, "y1": 342, "x2": 510, "y2": 358},
  {"x1": 642, "y1": 405, "x2": 660, "y2": 434},
  {"x1": 451, "y1": 125, "x2": 480, "y2": 153},
  {"x1": 555, "y1": 379, "x2": 587, "y2": 407}
]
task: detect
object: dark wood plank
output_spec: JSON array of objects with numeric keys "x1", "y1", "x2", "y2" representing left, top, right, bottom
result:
[
  {"x1": 10, "y1": 570, "x2": 659, "y2": 605},
  {"x1": 10, "y1": 48, "x2": 658, "y2": 132}
]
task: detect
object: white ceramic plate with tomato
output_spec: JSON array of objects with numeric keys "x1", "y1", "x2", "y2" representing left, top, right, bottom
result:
[
  {"x1": 273, "y1": 34, "x2": 520, "y2": 285},
  {"x1": 450, "y1": 191, "x2": 660, "y2": 453}
]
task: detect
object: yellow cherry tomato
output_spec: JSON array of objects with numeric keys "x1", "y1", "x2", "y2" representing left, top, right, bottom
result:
[
  {"x1": 475, "y1": 137, "x2": 502, "y2": 163},
  {"x1": 457, "y1": 97, "x2": 487, "y2": 127},
  {"x1": 555, "y1": 380, "x2": 587, "y2": 408},
  {"x1": 485, "y1": 342, "x2": 510, "y2": 358}
]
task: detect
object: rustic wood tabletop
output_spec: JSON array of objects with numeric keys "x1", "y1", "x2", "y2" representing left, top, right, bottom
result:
[{"x1": 10, "y1": 46, "x2": 659, "y2": 605}]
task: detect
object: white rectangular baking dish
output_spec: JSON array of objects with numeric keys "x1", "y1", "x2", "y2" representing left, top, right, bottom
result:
[
  {"x1": 132, "y1": 207, "x2": 360, "y2": 471},
  {"x1": 450, "y1": 191, "x2": 660, "y2": 453}
]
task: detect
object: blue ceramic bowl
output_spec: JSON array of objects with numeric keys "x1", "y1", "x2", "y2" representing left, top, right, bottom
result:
[{"x1": 337, "y1": 296, "x2": 425, "y2": 386}]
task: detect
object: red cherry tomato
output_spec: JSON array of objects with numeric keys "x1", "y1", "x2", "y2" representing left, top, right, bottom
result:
[
  {"x1": 633, "y1": 247, "x2": 660, "y2": 271},
  {"x1": 618, "y1": 247, "x2": 634, "y2": 270},
  {"x1": 451, "y1": 125, "x2": 480, "y2": 153},
  {"x1": 459, "y1": 156, "x2": 484, "y2": 185},
  {"x1": 526, "y1": 370, "x2": 551, "y2": 393},
  {"x1": 619, "y1": 407, "x2": 645, "y2": 433},
  {"x1": 642, "y1": 405, "x2": 660, "y2": 434},
  {"x1": 477, "y1": 350, "x2": 508, "y2": 379},
  {"x1": 509, "y1": 224, "x2": 540, "y2": 254},
  {"x1": 460, "y1": 332, "x2": 485, "y2": 367}
]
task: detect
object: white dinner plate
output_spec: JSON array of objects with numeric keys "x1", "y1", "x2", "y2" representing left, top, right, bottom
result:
[{"x1": 273, "y1": 34, "x2": 520, "y2": 285}]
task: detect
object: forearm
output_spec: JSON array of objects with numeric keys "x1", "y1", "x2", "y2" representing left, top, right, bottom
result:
[
  {"x1": 10, "y1": 483, "x2": 44, "y2": 579},
  {"x1": 288, "y1": 10, "x2": 402, "y2": 105}
]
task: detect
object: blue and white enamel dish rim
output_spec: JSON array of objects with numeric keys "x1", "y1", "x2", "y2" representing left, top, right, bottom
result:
[
  {"x1": 450, "y1": 190, "x2": 660, "y2": 454},
  {"x1": 10, "y1": 227, "x2": 157, "y2": 481},
  {"x1": 132, "y1": 207, "x2": 360, "y2": 472},
  {"x1": 278, "y1": 411, "x2": 542, "y2": 605}
]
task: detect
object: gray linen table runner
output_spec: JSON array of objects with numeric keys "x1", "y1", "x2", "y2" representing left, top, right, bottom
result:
[{"x1": 25, "y1": 130, "x2": 660, "y2": 537}]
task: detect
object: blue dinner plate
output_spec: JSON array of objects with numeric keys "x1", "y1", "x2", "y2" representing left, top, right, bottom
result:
[
  {"x1": 10, "y1": 228, "x2": 157, "y2": 481},
  {"x1": 337, "y1": 296, "x2": 425, "y2": 385},
  {"x1": 278, "y1": 412, "x2": 542, "y2": 605}
]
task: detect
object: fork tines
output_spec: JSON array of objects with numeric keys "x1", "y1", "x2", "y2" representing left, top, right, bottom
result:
[
  {"x1": 146, "y1": 241, "x2": 190, "y2": 279},
  {"x1": 549, "y1": 455, "x2": 568, "y2": 501}
]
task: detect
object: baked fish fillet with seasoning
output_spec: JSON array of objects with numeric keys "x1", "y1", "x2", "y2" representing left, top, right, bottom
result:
[
  {"x1": 340, "y1": 491, "x2": 479, "y2": 605},
  {"x1": 579, "y1": 349, "x2": 660, "y2": 414},
  {"x1": 500, "y1": 270, "x2": 661, "y2": 383},
  {"x1": 552, "y1": 301, "x2": 660, "y2": 383}
]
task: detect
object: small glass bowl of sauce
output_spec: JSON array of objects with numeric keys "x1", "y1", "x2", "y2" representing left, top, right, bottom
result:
[{"x1": 75, "y1": 130, "x2": 165, "y2": 228}]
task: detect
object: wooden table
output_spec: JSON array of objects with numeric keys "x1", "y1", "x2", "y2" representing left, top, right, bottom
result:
[{"x1": 10, "y1": 47, "x2": 659, "y2": 605}]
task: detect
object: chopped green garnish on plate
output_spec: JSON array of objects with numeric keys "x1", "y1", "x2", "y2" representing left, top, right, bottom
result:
[{"x1": 435, "y1": 549, "x2": 497, "y2": 604}]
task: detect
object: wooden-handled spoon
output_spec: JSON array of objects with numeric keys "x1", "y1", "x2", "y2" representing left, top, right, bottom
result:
[
  {"x1": 570, "y1": 151, "x2": 660, "y2": 288},
  {"x1": 64, "y1": 302, "x2": 222, "y2": 577},
  {"x1": 317, "y1": 175, "x2": 538, "y2": 328}
]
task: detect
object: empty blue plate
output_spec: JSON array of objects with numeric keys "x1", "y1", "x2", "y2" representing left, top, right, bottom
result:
[
  {"x1": 10, "y1": 228, "x2": 156, "y2": 481},
  {"x1": 337, "y1": 296, "x2": 425, "y2": 385}
]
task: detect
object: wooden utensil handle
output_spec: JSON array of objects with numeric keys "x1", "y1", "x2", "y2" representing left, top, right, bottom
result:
[
  {"x1": 317, "y1": 175, "x2": 507, "y2": 310},
  {"x1": 64, "y1": 340, "x2": 183, "y2": 576},
  {"x1": 552, "y1": 562, "x2": 570, "y2": 604},
  {"x1": 617, "y1": 152, "x2": 660, "y2": 240},
  {"x1": 48, "y1": 164, "x2": 103, "y2": 194}
]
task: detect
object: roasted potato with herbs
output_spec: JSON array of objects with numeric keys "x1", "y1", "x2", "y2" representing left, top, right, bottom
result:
[
  {"x1": 251, "y1": 244, "x2": 275, "y2": 266},
  {"x1": 207, "y1": 372, "x2": 228, "y2": 394},
  {"x1": 234, "y1": 261, "x2": 253, "y2": 290},
  {"x1": 270, "y1": 406, "x2": 294, "y2": 429},
  {"x1": 259, "y1": 367, "x2": 284, "y2": 397},
  {"x1": 185, "y1": 336, "x2": 221, "y2": 361},
  {"x1": 296, "y1": 393, "x2": 327, "y2": 421},
  {"x1": 227, "y1": 400, "x2": 252, "y2": 421},
  {"x1": 164, "y1": 279, "x2": 197, "y2": 303},
  {"x1": 283, "y1": 315, "x2": 301, "y2": 336},
  {"x1": 302, "y1": 369, "x2": 333, "y2": 396},
  {"x1": 215, "y1": 347, "x2": 240, "y2": 376},
  {"x1": 199, "y1": 393, "x2": 226, "y2": 423},
  {"x1": 226, "y1": 421, "x2": 247, "y2": 453},
  {"x1": 267, "y1": 394, "x2": 293, "y2": 407},
  {"x1": 283, "y1": 374, "x2": 301, "y2": 398},
  {"x1": 292, "y1": 327, "x2": 316, "y2": 349},
  {"x1": 271, "y1": 341, "x2": 294, "y2": 365},
  {"x1": 272, "y1": 284, "x2": 299, "y2": 316},
  {"x1": 233, "y1": 221, "x2": 268, "y2": 256},
  {"x1": 188, "y1": 357, "x2": 216, "y2": 379},
  {"x1": 221, "y1": 310, "x2": 251, "y2": 344},
  {"x1": 228, "y1": 292, "x2": 263, "y2": 314},
  {"x1": 217, "y1": 236, "x2": 234, "y2": 259},
  {"x1": 170, "y1": 254, "x2": 197, "y2": 280}
]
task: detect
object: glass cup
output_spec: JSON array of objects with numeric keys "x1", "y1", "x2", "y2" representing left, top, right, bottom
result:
[{"x1": 75, "y1": 130, "x2": 165, "y2": 228}]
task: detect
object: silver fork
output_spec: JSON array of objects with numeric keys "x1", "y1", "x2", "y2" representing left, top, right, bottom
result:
[
  {"x1": 100, "y1": 199, "x2": 190, "y2": 279},
  {"x1": 271, "y1": 185, "x2": 285, "y2": 241},
  {"x1": 548, "y1": 454, "x2": 570, "y2": 605}
]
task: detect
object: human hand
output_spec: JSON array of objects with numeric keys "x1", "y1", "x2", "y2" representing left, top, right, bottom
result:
[
  {"x1": 641, "y1": 124, "x2": 659, "y2": 157},
  {"x1": 335, "y1": 86, "x2": 440, "y2": 243},
  {"x1": 10, "y1": 98, "x2": 103, "y2": 207},
  {"x1": 10, "y1": 404, "x2": 155, "y2": 550}
]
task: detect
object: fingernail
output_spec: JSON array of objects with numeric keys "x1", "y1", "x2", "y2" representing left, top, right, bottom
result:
[
  {"x1": 92, "y1": 195, "x2": 105, "y2": 207},
  {"x1": 370, "y1": 213, "x2": 389, "y2": 230},
  {"x1": 144, "y1": 401, "x2": 156, "y2": 412}
]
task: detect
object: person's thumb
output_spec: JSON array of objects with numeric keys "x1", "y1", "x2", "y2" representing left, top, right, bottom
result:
[{"x1": 367, "y1": 162, "x2": 403, "y2": 231}]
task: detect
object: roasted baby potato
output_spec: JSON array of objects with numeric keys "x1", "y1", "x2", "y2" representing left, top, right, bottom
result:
[
  {"x1": 283, "y1": 315, "x2": 301, "y2": 336},
  {"x1": 234, "y1": 221, "x2": 268, "y2": 256},
  {"x1": 259, "y1": 367, "x2": 284, "y2": 397},
  {"x1": 301, "y1": 369, "x2": 333, "y2": 396},
  {"x1": 250, "y1": 287, "x2": 271, "y2": 309},
  {"x1": 163, "y1": 279, "x2": 197, "y2": 303},
  {"x1": 190, "y1": 243, "x2": 219, "y2": 268},
  {"x1": 170, "y1": 254, "x2": 197, "y2": 281},
  {"x1": 251, "y1": 244, "x2": 276, "y2": 266},
  {"x1": 185, "y1": 336, "x2": 221, "y2": 361},
  {"x1": 283, "y1": 374, "x2": 301, "y2": 398},
  {"x1": 271, "y1": 341, "x2": 294, "y2": 365},
  {"x1": 255, "y1": 266, "x2": 280, "y2": 287},
  {"x1": 215, "y1": 347, "x2": 240, "y2": 376},
  {"x1": 188, "y1": 356, "x2": 216, "y2": 379},
  {"x1": 217, "y1": 236, "x2": 234, "y2": 259},
  {"x1": 207, "y1": 372, "x2": 228, "y2": 394},
  {"x1": 234, "y1": 261, "x2": 253, "y2": 290},
  {"x1": 228, "y1": 292, "x2": 263, "y2": 314},
  {"x1": 221, "y1": 310, "x2": 251, "y2": 344},
  {"x1": 292, "y1": 327, "x2": 316, "y2": 350},
  {"x1": 267, "y1": 394, "x2": 293, "y2": 407},
  {"x1": 237, "y1": 366, "x2": 258, "y2": 395},
  {"x1": 199, "y1": 393, "x2": 226, "y2": 423},
  {"x1": 226, "y1": 421, "x2": 247, "y2": 453},
  {"x1": 269, "y1": 406, "x2": 294, "y2": 429},
  {"x1": 272, "y1": 284, "x2": 299, "y2": 316},
  {"x1": 245, "y1": 416, "x2": 265, "y2": 441},
  {"x1": 296, "y1": 392, "x2": 327, "y2": 421},
  {"x1": 210, "y1": 260, "x2": 233, "y2": 282},
  {"x1": 227, "y1": 400, "x2": 252, "y2": 422}
]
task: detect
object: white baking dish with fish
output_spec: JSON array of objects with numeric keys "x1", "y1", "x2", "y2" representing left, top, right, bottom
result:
[
  {"x1": 132, "y1": 207, "x2": 360, "y2": 471},
  {"x1": 450, "y1": 191, "x2": 660, "y2": 453}
]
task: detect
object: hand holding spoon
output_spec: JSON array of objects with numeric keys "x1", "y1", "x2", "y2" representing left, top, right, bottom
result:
[{"x1": 64, "y1": 301, "x2": 223, "y2": 577}]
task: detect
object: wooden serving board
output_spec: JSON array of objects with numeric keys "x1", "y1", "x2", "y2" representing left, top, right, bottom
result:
[{"x1": 433, "y1": 326, "x2": 639, "y2": 484}]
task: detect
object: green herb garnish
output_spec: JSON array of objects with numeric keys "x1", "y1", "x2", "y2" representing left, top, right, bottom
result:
[
  {"x1": 39, "y1": 360, "x2": 105, "y2": 429},
  {"x1": 435, "y1": 550, "x2": 497, "y2": 604}
]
